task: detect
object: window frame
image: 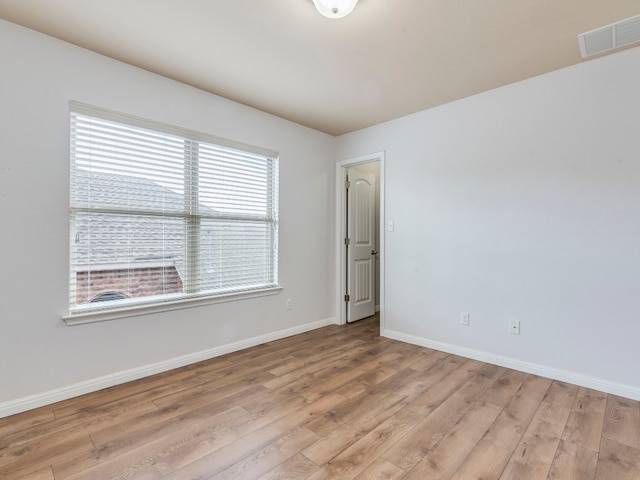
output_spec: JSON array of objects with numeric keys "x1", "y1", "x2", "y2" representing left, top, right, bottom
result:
[{"x1": 64, "y1": 102, "x2": 281, "y2": 325}]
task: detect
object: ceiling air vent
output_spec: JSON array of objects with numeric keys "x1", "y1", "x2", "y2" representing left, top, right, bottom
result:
[{"x1": 578, "y1": 13, "x2": 640, "y2": 58}]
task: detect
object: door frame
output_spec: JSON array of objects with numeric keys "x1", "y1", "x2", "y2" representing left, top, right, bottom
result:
[{"x1": 335, "y1": 152, "x2": 385, "y2": 327}]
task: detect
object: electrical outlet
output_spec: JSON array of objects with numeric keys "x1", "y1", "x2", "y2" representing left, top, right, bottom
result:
[
  {"x1": 286, "y1": 298, "x2": 293, "y2": 310},
  {"x1": 509, "y1": 319, "x2": 520, "y2": 335},
  {"x1": 460, "y1": 312, "x2": 470, "y2": 326}
]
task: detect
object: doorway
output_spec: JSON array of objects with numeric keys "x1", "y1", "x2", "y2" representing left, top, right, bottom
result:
[{"x1": 335, "y1": 153, "x2": 384, "y2": 326}]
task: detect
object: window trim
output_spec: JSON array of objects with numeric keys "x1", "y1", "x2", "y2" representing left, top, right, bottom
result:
[
  {"x1": 63, "y1": 286, "x2": 282, "y2": 325},
  {"x1": 66, "y1": 102, "x2": 280, "y2": 324}
]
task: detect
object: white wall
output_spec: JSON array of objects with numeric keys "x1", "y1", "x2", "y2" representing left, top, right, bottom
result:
[
  {"x1": 336, "y1": 46, "x2": 640, "y2": 399},
  {"x1": 0, "y1": 20, "x2": 336, "y2": 416}
]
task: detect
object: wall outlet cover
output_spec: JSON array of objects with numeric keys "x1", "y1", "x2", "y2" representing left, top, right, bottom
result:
[{"x1": 509, "y1": 319, "x2": 520, "y2": 335}]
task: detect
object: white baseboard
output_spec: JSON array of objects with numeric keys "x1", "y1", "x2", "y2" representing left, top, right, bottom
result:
[
  {"x1": 0, "y1": 317, "x2": 335, "y2": 419},
  {"x1": 383, "y1": 329, "x2": 640, "y2": 401}
]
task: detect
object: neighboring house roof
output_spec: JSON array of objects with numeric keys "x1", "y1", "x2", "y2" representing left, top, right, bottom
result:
[
  {"x1": 74, "y1": 168, "x2": 189, "y2": 213},
  {"x1": 73, "y1": 169, "x2": 197, "y2": 273}
]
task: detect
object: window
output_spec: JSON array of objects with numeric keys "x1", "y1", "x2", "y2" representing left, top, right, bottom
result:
[{"x1": 68, "y1": 102, "x2": 279, "y2": 321}]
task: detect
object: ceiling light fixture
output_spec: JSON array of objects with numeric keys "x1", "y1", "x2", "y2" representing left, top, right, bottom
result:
[{"x1": 311, "y1": 0, "x2": 359, "y2": 19}]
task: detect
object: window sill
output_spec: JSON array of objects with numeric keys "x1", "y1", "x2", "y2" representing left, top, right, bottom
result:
[{"x1": 63, "y1": 286, "x2": 283, "y2": 326}]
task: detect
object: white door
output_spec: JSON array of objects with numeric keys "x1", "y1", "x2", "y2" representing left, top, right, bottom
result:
[{"x1": 347, "y1": 168, "x2": 376, "y2": 322}]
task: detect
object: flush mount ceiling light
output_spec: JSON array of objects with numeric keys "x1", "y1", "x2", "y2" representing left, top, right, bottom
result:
[{"x1": 311, "y1": 0, "x2": 359, "y2": 19}]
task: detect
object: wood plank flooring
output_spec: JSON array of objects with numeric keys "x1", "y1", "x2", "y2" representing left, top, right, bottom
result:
[{"x1": 1, "y1": 315, "x2": 639, "y2": 479}]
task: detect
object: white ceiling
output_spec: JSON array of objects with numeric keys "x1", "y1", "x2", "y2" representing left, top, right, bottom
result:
[{"x1": 1, "y1": 0, "x2": 639, "y2": 135}]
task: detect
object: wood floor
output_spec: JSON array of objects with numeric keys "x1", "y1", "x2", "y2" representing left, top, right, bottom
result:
[{"x1": 2, "y1": 316, "x2": 639, "y2": 480}]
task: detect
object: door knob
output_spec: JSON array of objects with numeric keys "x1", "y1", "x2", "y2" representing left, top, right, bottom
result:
[{"x1": 371, "y1": 249, "x2": 378, "y2": 255}]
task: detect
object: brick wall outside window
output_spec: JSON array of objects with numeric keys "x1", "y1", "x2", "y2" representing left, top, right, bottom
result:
[{"x1": 76, "y1": 266, "x2": 183, "y2": 304}]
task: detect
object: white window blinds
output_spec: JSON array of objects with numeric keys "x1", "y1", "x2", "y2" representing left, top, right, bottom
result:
[{"x1": 69, "y1": 103, "x2": 279, "y2": 316}]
